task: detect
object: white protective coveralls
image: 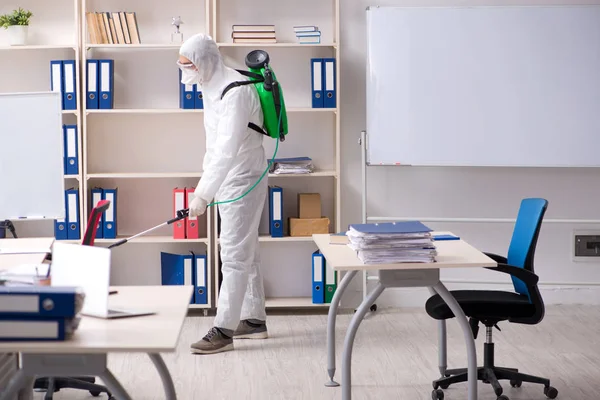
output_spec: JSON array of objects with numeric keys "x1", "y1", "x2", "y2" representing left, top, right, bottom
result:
[{"x1": 180, "y1": 34, "x2": 268, "y2": 331}]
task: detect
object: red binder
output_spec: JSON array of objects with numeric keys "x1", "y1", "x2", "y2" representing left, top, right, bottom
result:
[
  {"x1": 172, "y1": 188, "x2": 186, "y2": 239},
  {"x1": 185, "y1": 187, "x2": 200, "y2": 239}
]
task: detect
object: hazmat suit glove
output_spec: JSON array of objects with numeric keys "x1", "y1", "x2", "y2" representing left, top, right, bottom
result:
[{"x1": 189, "y1": 196, "x2": 208, "y2": 217}]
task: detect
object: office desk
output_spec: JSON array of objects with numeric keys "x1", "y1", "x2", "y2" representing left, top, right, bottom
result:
[
  {"x1": 0, "y1": 285, "x2": 192, "y2": 400},
  {"x1": 313, "y1": 233, "x2": 497, "y2": 400}
]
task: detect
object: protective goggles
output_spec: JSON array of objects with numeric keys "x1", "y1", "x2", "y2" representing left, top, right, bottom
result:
[{"x1": 177, "y1": 60, "x2": 196, "y2": 70}]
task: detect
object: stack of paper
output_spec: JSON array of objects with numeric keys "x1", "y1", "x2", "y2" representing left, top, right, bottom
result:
[
  {"x1": 346, "y1": 221, "x2": 436, "y2": 264},
  {"x1": 269, "y1": 157, "x2": 314, "y2": 175},
  {"x1": 294, "y1": 26, "x2": 321, "y2": 44}
]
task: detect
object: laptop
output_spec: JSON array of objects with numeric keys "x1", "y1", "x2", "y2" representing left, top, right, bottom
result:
[{"x1": 51, "y1": 242, "x2": 155, "y2": 319}]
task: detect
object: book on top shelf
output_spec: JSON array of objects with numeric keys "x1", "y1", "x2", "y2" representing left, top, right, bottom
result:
[
  {"x1": 86, "y1": 11, "x2": 140, "y2": 45},
  {"x1": 231, "y1": 24, "x2": 276, "y2": 43}
]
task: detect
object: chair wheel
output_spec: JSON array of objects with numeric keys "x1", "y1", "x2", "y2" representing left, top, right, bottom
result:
[
  {"x1": 544, "y1": 386, "x2": 558, "y2": 399},
  {"x1": 90, "y1": 391, "x2": 100, "y2": 397},
  {"x1": 370, "y1": 304, "x2": 377, "y2": 312},
  {"x1": 497, "y1": 396, "x2": 509, "y2": 400},
  {"x1": 510, "y1": 380, "x2": 522, "y2": 388},
  {"x1": 432, "y1": 389, "x2": 444, "y2": 400}
]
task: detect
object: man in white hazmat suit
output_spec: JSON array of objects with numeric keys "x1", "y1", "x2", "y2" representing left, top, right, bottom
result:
[{"x1": 178, "y1": 33, "x2": 268, "y2": 354}]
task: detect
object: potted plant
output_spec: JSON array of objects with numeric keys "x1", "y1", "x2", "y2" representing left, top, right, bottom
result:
[{"x1": 0, "y1": 8, "x2": 33, "y2": 46}]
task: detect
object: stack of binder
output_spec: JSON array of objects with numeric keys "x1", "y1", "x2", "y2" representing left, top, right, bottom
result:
[
  {"x1": 54, "y1": 188, "x2": 81, "y2": 241},
  {"x1": 312, "y1": 251, "x2": 337, "y2": 304},
  {"x1": 86, "y1": 59, "x2": 115, "y2": 109},
  {"x1": 346, "y1": 221, "x2": 437, "y2": 264},
  {"x1": 50, "y1": 60, "x2": 77, "y2": 111},
  {"x1": 172, "y1": 188, "x2": 202, "y2": 239},
  {"x1": 294, "y1": 26, "x2": 321, "y2": 44},
  {"x1": 89, "y1": 187, "x2": 118, "y2": 239},
  {"x1": 310, "y1": 58, "x2": 336, "y2": 108},
  {"x1": 179, "y1": 70, "x2": 203, "y2": 109},
  {"x1": 0, "y1": 286, "x2": 83, "y2": 341},
  {"x1": 161, "y1": 251, "x2": 208, "y2": 305}
]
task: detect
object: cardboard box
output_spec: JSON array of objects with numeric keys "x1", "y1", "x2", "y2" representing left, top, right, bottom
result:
[
  {"x1": 298, "y1": 193, "x2": 321, "y2": 219},
  {"x1": 289, "y1": 217, "x2": 330, "y2": 237}
]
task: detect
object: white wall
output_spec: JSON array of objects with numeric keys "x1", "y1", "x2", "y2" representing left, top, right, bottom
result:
[{"x1": 339, "y1": 0, "x2": 600, "y2": 307}]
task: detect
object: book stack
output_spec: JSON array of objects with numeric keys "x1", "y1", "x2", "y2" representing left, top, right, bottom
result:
[
  {"x1": 232, "y1": 25, "x2": 276, "y2": 43},
  {"x1": 294, "y1": 25, "x2": 321, "y2": 44},
  {"x1": 346, "y1": 221, "x2": 437, "y2": 264},
  {"x1": 86, "y1": 11, "x2": 141, "y2": 44}
]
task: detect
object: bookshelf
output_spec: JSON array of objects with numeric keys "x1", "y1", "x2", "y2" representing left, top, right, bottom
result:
[
  {"x1": 0, "y1": 0, "x2": 83, "y2": 240},
  {"x1": 2, "y1": 0, "x2": 341, "y2": 312}
]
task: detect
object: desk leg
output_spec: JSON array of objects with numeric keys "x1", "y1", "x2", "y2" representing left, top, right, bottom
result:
[
  {"x1": 325, "y1": 270, "x2": 358, "y2": 388},
  {"x1": 149, "y1": 353, "x2": 177, "y2": 400},
  {"x1": 433, "y1": 282, "x2": 477, "y2": 400},
  {"x1": 0, "y1": 370, "x2": 28, "y2": 400},
  {"x1": 342, "y1": 282, "x2": 385, "y2": 400},
  {"x1": 428, "y1": 287, "x2": 448, "y2": 377},
  {"x1": 99, "y1": 368, "x2": 133, "y2": 400}
]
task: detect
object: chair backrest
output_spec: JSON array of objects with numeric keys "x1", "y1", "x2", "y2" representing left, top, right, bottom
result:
[
  {"x1": 506, "y1": 198, "x2": 548, "y2": 297},
  {"x1": 82, "y1": 200, "x2": 110, "y2": 246}
]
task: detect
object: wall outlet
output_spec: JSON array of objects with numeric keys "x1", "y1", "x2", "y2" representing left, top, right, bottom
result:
[{"x1": 573, "y1": 230, "x2": 600, "y2": 262}]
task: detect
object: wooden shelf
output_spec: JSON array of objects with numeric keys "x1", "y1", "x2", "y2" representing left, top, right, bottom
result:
[
  {"x1": 86, "y1": 109, "x2": 203, "y2": 115},
  {"x1": 86, "y1": 44, "x2": 181, "y2": 49},
  {"x1": 64, "y1": 175, "x2": 80, "y2": 181},
  {"x1": 87, "y1": 170, "x2": 336, "y2": 179},
  {"x1": 188, "y1": 304, "x2": 211, "y2": 310},
  {"x1": 94, "y1": 236, "x2": 209, "y2": 244},
  {"x1": 0, "y1": 45, "x2": 76, "y2": 51},
  {"x1": 217, "y1": 42, "x2": 337, "y2": 48},
  {"x1": 265, "y1": 297, "x2": 330, "y2": 308},
  {"x1": 62, "y1": 110, "x2": 78, "y2": 115}
]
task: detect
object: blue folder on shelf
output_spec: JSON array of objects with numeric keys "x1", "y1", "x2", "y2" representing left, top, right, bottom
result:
[
  {"x1": 322, "y1": 58, "x2": 336, "y2": 108},
  {"x1": 179, "y1": 69, "x2": 195, "y2": 109},
  {"x1": 90, "y1": 187, "x2": 104, "y2": 238},
  {"x1": 86, "y1": 59, "x2": 100, "y2": 109},
  {"x1": 63, "y1": 124, "x2": 78, "y2": 175},
  {"x1": 62, "y1": 60, "x2": 77, "y2": 110},
  {"x1": 99, "y1": 59, "x2": 114, "y2": 109},
  {"x1": 50, "y1": 60, "x2": 65, "y2": 109},
  {"x1": 195, "y1": 85, "x2": 204, "y2": 109},
  {"x1": 312, "y1": 250, "x2": 325, "y2": 304},
  {"x1": 268, "y1": 186, "x2": 283, "y2": 237},
  {"x1": 311, "y1": 58, "x2": 324, "y2": 108},
  {"x1": 160, "y1": 252, "x2": 194, "y2": 304},
  {"x1": 192, "y1": 252, "x2": 207, "y2": 305},
  {"x1": 65, "y1": 188, "x2": 80, "y2": 240},
  {"x1": 102, "y1": 188, "x2": 117, "y2": 239}
]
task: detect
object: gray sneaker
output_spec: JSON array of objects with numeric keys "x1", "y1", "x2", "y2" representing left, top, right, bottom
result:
[
  {"x1": 190, "y1": 327, "x2": 234, "y2": 354},
  {"x1": 233, "y1": 319, "x2": 268, "y2": 339}
]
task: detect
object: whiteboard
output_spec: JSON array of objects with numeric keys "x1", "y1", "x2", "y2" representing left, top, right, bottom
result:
[
  {"x1": 0, "y1": 92, "x2": 65, "y2": 219},
  {"x1": 366, "y1": 5, "x2": 600, "y2": 167}
]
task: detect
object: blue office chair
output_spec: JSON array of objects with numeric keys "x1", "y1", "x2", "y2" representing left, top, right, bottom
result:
[{"x1": 426, "y1": 198, "x2": 558, "y2": 400}]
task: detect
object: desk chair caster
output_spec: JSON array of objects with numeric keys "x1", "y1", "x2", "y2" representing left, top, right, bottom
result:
[{"x1": 34, "y1": 377, "x2": 114, "y2": 400}]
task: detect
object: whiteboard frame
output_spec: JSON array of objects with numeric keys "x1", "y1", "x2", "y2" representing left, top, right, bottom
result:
[
  {"x1": 0, "y1": 91, "x2": 65, "y2": 220},
  {"x1": 365, "y1": 4, "x2": 600, "y2": 168}
]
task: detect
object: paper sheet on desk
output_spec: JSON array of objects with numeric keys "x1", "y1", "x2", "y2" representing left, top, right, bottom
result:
[{"x1": 0, "y1": 263, "x2": 50, "y2": 284}]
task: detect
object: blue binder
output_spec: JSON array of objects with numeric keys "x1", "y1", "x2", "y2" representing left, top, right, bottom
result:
[
  {"x1": 86, "y1": 59, "x2": 100, "y2": 109},
  {"x1": 0, "y1": 316, "x2": 67, "y2": 341},
  {"x1": 433, "y1": 234, "x2": 460, "y2": 241},
  {"x1": 50, "y1": 60, "x2": 65, "y2": 109},
  {"x1": 90, "y1": 187, "x2": 104, "y2": 238},
  {"x1": 323, "y1": 58, "x2": 336, "y2": 108},
  {"x1": 63, "y1": 124, "x2": 78, "y2": 175},
  {"x1": 102, "y1": 188, "x2": 117, "y2": 239},
  {"x1": 268, "y1": 186, "x2": 283, "y2": 237},
  {"x1": 65, "y1": 188, "x2": 80, "y2": 240},
  {"x1": 195, "y1": 85, "x2": 204, "y2": 109},
  {"x1": 161, "y1": 252, "x2": 195, "y2": 304},
  {"x1": 179, "y1": 70, "x2": 195, "y2": 109},
  {"x1": 54, "y1": 218, "x2": 68, "y2": 240},
  {"x1": 312, "y1": 250, "x2": 325, "y2": 304},
  {"x1": 99, "y1": 59, "x2": 114, "y2": 109},
  {"x1": 62, "y1": 60, "x2": 77, "y2": 110},
  {"x1": 311, "y1": 58, "x2": 324, "y2": 108},
  {"x1": 0, "y1": 287, "x2": 78, "y2": 318},
  {"x1": 192, "y1": 253, "x2": 208, "y2": 305}
]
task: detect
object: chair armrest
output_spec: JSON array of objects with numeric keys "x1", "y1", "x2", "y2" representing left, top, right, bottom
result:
[
  {"x1": 484, "y1": 252, "x2": 508, "y2": 264},
  {"x1": 485, "y1": 263, "x2": 539, "y2": 286}
]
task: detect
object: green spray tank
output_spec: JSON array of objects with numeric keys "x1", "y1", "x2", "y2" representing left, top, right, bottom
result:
[{"x1": 220, "y1": 50, "x2": 288, "y2": 142}]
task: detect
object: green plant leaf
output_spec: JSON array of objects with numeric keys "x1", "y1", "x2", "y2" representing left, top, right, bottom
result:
[{"x1": 0, "y1": 8, "x2": 32, "y2": 29}]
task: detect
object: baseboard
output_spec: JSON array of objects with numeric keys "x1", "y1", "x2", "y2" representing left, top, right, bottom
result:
[{"x1": 343, "y1": 283, "x2": 600, "y2": 309}]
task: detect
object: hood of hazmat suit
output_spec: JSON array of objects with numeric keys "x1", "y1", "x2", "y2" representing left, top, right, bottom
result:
[{"x1": 179, "y1": 33, "x2": 268, "y2": 330}]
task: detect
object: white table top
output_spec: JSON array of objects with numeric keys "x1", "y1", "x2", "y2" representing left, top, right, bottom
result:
[
  {"x1": 0, "y1": 285, "x2": 193, "y2": 354},
  {"x1": 0, "y1": 238, "x2": 54, "y2": 270},
  {"x1": 312, "y1": 232, "x2": 497, "y2": 271}
]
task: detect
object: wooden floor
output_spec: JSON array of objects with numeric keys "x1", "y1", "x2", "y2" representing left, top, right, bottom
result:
[{"x1": 48, "y1": 305, "x2": 600, "y2": 400}]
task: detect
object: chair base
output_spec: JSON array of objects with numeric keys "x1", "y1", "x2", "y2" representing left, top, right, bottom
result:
[
  {"x1": 34, "y1": 377, "x2": 113, "y2": 399},
  {"x1": 431, "y1": 341, "x2": 558, "y2": 400}
]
